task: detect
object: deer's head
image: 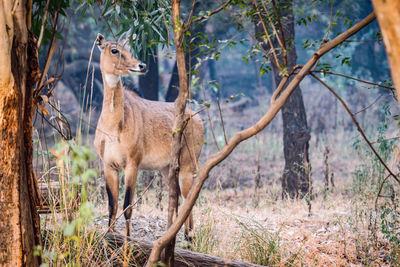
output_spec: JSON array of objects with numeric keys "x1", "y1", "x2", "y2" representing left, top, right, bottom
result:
[{"x1": 96, "y1": 33, "x2": 147, "y2": 76}]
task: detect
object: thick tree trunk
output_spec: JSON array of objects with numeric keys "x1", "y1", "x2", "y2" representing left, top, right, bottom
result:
[
  {"x1": 0, "y1": 1, "x2": 41, "y2": 266},
  {"x1": 255, "y1": 0, "x2": 311, "y2": 198},
  {"x1": 371, "y1": 1, "x2": 400, "y2": 102},
  {"x1": 139, "y1": 48, "x2": 159, "y2": 100}
]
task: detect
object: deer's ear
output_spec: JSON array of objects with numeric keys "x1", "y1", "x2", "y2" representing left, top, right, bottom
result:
[{"x1": 96, "y1": 33, "x2": 106, "y2": 52}]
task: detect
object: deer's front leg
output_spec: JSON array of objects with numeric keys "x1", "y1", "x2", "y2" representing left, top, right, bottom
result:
[
  {"x1": 104, "y1": 165, "x2": 119, "y2": 232},
  {"x1": 123, "y1": 164, "x2": 138, "y2": 236}
]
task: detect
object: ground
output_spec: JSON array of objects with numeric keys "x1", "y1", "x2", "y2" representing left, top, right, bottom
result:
[{"x1": 86, "y1": 180, "x2": 392, "y2": 266}]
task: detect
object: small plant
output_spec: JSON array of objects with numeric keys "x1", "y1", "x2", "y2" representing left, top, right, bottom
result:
[
  {"x1": 40, "y1": 141, "x2": 102, "y2": 265},
  {"x1": 381, "y1": 200, "x2": 400, "y2": 263},
  {"x1": 233, "y1": 217, "x2": 303, "y2": 266},
  {"x1": 349, "y1": 103, "x2": 400, "y2": 265},
  {"x1": 190, "y1": 210, "x2": 219, "y2": 255}
]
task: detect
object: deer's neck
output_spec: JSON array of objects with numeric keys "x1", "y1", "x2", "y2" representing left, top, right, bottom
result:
[{"x1": 101, "y1": 73, "x2": 125, "y2": 126}]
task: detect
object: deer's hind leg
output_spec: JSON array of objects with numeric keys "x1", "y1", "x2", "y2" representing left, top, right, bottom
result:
[
  {"x1": 160, "y1": 166, "x2": 194, "y2": 242},
  {"x1": 123, "y1": 164, "x2": 138, "y2": 236},
  {"x1": 104, "y1": 165, "x2": 119, "y2": 232},
  {"x1": 179, "y1": 167, "x2": 194, "y2": 243}
]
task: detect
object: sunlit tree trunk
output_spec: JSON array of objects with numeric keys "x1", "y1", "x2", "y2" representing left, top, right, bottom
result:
[
  {"x1": 371, "y1": 1, "x2": 400, "y2": 102},
  {"x1": 0, "y1": 1, "x2": 41, "y2": 265}
]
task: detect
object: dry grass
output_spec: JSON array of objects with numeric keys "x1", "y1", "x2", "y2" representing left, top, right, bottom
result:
[{"x1": 87, "y1": 177, "x2": 393, "y2": 266}]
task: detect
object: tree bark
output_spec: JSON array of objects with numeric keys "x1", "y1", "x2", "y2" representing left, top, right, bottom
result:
[
  {"x1": 255, "y1": 0, "x2": 311, "y2": 198},
  {"x1": 166, "y1": 61, "x2": 180, "y2": 102},
  {"x1": 371, "y1": 1, "x2": 400, "y2": 103},
  {"x1": 139, "y1": 48, "x2": 159, "y2": 100},
  {"x1": 0, "y1": 0, "x2": 41, "y2": 266},
  {"x1": 163, "y1": 1, "x2": 189, "y2": 265}
]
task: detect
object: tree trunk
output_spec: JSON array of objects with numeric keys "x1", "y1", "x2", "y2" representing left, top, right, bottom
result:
[
  {"x1": 255, "y1": 0, "x2": 311, "y2": 198},
  {"x1": 371, "y1": 1, "x2": 400, "y2": 103},
  {"x1": 139, "y1": 48, "x2": 159, "y2": 100},
  {"x1": 0, "y1": 1, "x2": 41, "y2": 266},
  {"x1": 166, "y1": 61, "x2": 180, "y2": 102}
]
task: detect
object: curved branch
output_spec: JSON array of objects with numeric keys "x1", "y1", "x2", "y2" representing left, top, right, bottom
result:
[
  {"x1": 311, "y1": 73, "x2": 400, "y2": 185},
  {"x1": 311, "y1": 70, "x2": 394, "y2": 91}
]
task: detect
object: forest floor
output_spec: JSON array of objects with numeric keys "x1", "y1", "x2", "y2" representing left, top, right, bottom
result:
[{"x1": 90, "y1": 180, "x2": 393, "y2": 266}]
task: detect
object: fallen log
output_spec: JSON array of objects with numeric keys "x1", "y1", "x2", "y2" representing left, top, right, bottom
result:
[
  {"x1": 37, "y1": 182, "x2": 81, "y2": 214},
  {"x1": 104, "y1": 232, "x2": 264, "y2": 267}
]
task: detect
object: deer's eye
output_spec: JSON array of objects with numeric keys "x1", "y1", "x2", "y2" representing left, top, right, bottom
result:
[{"x1": 111, "y1": 48, "x2": 119, "y2": 54}]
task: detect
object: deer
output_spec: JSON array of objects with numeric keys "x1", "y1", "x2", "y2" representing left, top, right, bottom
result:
[{"x1": 93, "y1": 33, "x2": 204, "y2": 238}]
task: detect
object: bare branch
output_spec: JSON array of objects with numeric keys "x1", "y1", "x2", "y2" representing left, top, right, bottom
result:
[
  {"x1": 185, "y1": 0, "x2": 196, "y2": 29},
  {"x1": 200, "y1": 74, "x2": 220, "y2": 151},
  {"x1": 311, "y1": 70, "x2": 394, "y2": 91},
  {"x1": 354, "y1": 94, "x2": 384, "y2": 115},
  {"x1": 96, "y1": 2, "x2": 116, "y2": 41},
  {"x1": 311, "y1": 73, "x2": 400, "y2": 185},
  {"x1": 217, "y1": 0, "x2": 280, "y2": 70},
  {"x1": 324, "y1": 0, "x2": 334, "y2": 40},
  {"x1": 216, "y1": 98, "x2": 228, "y2": 145},
  {"x1": 271, "y1": 0, "x2": 286, "y2": 65},
  {"x1": 252, "y1": 0, "x2": 281, "y2": 70},
  {"x1": 259, "y1": 0, "x2": 286, "y2": 66},
  {"x1": 37, "y1": 0, "x2": 50, "y2": 48},
  {"x1": 189, "y1": 0, "x2": 233, "y2": 27}
]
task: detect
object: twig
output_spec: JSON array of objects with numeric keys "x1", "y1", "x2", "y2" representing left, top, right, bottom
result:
[
  {"x1": 375, "y1": 174, "x2": 391, "y2": 211},
  {"x1": 96, "y1": 2, "x2": 116, "y2": 41},
  {"x1": 200, "y1": 75, "x2": 220, "y2": 151},
  {"x1": 271, "y1": 0, "x2": 286, "y2": 65},
  {"x1": 189, "y1": 0, "x2": 233, "y2": 26},
  {"x1": 216, "y1": 98, "x2": 228, "y2": 145},
  {"x1": 260, "y1": 0, "x2": 286, "y2": 66},
  {"x1": 252, "y1": 0, "x2": 281, "y2": 70},
  {"x1": 217, "y1": 0, "x2": 280, "y2": 70},
  {"x1": 311, "y1": 73, "x2": 400, "y2": 185},
  {"x1": 37, "y1": 1, "x2": 62, "y2": 91},
  {"x1": 311, "y1": 70, "x2": 394, "y2": 90},
  {"x1": 88, "y1": 175, "x2": 157, "y2": 261},
  {"x1": 345, "y1": 39, "x2": 382, "y2": 42},
  {"x1": 324, "y1": 0, "x2": 334, "y2": 40},
  {"x1": 354, "y1": 94, "x2": 383, "y2": 115},
  {"x1": 185, "y1": 0, "x2": 196, "y2": 29},
  {"x1": 37, "y1": 109, "x2": 70, "y2": 140},
  {"x1": 37, "y1": 0, "x2": 50, "y2": 48},
  {"x1": 371, "y1": 135, "x2": 400, "y2": 144}
]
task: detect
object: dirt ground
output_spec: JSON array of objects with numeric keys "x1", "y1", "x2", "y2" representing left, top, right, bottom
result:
[{"x1": 89, "y1": 180, "x2": 392, "y2": 266}]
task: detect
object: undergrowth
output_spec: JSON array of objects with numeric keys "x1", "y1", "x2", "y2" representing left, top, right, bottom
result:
[{"x1": 349, "y1": 104, "x2": 400, "y2": 265}]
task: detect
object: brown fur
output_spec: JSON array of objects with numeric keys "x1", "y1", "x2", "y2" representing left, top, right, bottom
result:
[{"x1": 93, "y1": 34, "x2": 204, "y2": 237}]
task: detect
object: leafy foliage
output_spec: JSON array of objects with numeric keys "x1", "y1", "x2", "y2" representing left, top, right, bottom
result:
[{"x1": 78, "y1": 0, "x2": 171, "y2": 58}]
